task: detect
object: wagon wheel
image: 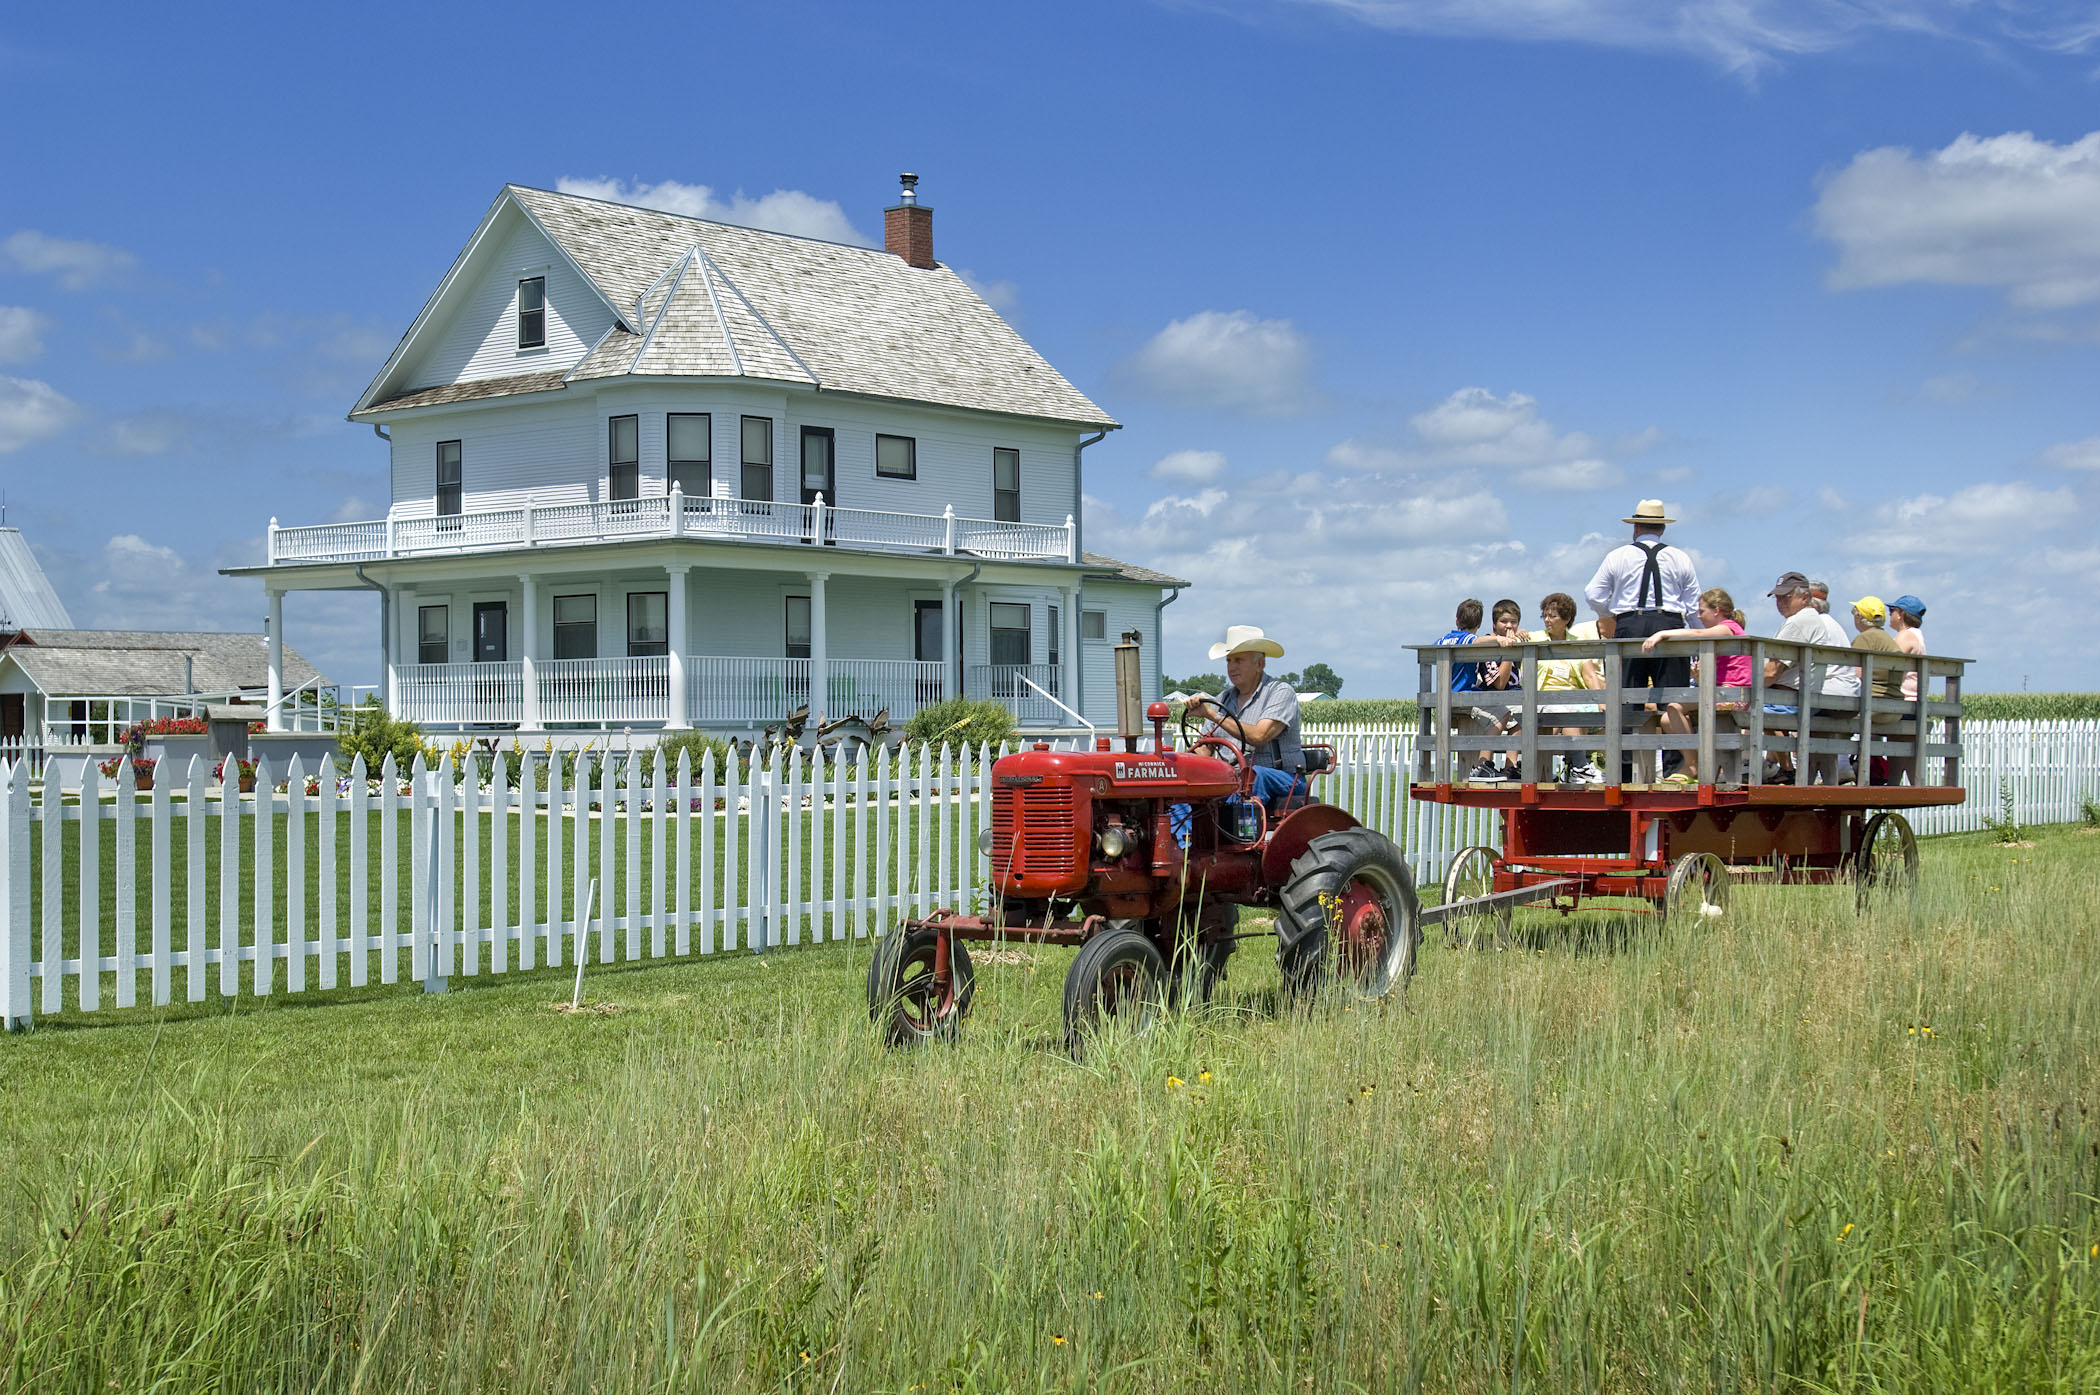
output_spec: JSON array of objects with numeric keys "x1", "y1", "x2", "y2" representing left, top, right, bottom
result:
[
  {"x1": 1440, "y1": 844, "x2": 1512, "y2": 950},
  {"x1": 1276, "y1": 828, "x2": 1422, "y2": 1001},
  {"x1": 1660, "y1": 852, "x2": 1729, "y2": 928},
  {"x1": 1063, "y1": 925, "x2": 1168, "y2": 1057},
  {"x1": 867, "y1": 924, "x2": 975, "y2": 1047},
  {"x1": 1853, "y1": 811, "x2": 1918, "y2": 912}
]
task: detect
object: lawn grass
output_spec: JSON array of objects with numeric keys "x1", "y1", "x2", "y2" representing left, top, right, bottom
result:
[{"x1": 2, "y1": 826, "x2": 2096, "y2": 1391}]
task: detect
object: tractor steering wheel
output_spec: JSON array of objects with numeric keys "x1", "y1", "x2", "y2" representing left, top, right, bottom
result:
[{"x1": 1179, "y1": 700, "x2": 1249, "y2": 773}]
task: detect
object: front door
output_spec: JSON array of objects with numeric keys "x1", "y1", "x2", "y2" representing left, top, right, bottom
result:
[
  {"x1": 0, "y1": 693, "x2": 24, "y2": 740},
  {"x1": 800, "y1": 426, "x2": 836, "y2": 544},
  {"x1": 914, "y1": 599, "x2": 945, "y2": 703},
  {"x1": 473, "y1": 602, "x2": 508, "y2": 663}
]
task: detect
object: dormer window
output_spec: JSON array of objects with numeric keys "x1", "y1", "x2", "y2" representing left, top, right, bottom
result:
[{"x1": 517, "y1": 276, "x2": 547, "y2": 349}]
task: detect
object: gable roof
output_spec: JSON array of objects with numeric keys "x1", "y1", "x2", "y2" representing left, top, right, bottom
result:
[
  {"x1": 0, "y1": 529, "x2": 73, "y2": 630},
  {"x1": 1083, "y1": 551, "x2": 1189, "y2": 588},
  {"x1": 0, "y1": 629, "x2": 324, "y2": 698},
  {"x1": 355, "y1": 184, "x2": 1118, "y2": 430}
]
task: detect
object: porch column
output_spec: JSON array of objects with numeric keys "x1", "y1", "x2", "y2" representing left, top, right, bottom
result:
[
  {"x1": 518, "y1": 575, "x2": 540, "y2": 731},
  {"x1": 665, "y1": 564, "x2": 690, "y2": 729},
  {"x1": 394, "y1": 586, "x2": 416, "y2": 714},
  {"x1": 940, "y1": 578, "x2": 957, "y2": 702},
  {"x1": 265, "y1": 588, "x2": 285, "y2": 732},
  {"x1": 1061, "y1": 583, "x2": 1080, "y2": 718},
  {"x1": 808, "y1": 571, "x2": 829, "y2": 723}
]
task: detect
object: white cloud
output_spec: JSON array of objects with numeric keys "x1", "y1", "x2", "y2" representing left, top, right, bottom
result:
[
  {"x1": 2037, "y1": 435, "x2": 2100, "y2": 471},
  {"x1": 1151, "y1": 449, "x2": 1229, "y2": 484},
  {"x1": 102, "y1": 328, "x2": 169, "y2": 362},
  {"x1": 1327, "y1": 387, "x2": 1640, "y2": 492},
  {"x1": 1294, "y1": 1, "x2": 2100, "y2": 75},
  {"x1": 1, "y1": 230, "x2": 136, "y2": 289},
  {"x1": 1852, "y1": 480, "x2": 2077, "y2": 557},
  {"x1": 1116, "y1": 310, "x2": 1318, "y2": 415},
  {"x1": 954, "y1": 267, "x2": 1020, "y2": 315},
  {"x1": 0, "y1": 375, "x2": 77, "y2": 451},
  {"x1": 1814, "y1": 131, "x2": 2100, "y2": 310},
  {"x1": 0, "y1": 306, "x2": 49, "y2": 363},
  {"x1": 1517, "y1": 458, "x2": 1624, "y2": 492},
  {"x1": 555, "y1": 178, "x2": 870, "y2": 246}
]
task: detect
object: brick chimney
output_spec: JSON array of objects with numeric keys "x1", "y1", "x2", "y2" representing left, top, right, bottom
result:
[{"x1": 884, "y1": 173, "x2": 935, "y2": 269}]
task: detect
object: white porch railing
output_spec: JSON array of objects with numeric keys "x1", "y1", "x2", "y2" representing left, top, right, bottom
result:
[
  {"x1": 966, "y1": 663, "x2": 1065, "y2": 727},
  {"x1": 823, "y1": 660, "x2": 946, "y2": 722},
  {"x1": 687, "y1": 656, "x2": 811, "y2": 725},
  {"x1": 395, "y1": 662, "x2": 523, "y2": 726},
  {"x1": 539, "y1": 656, "x2": 669, "y2": 726},
  {"x1": 270, "y1": 492, "x2": 1077, "y2": 566}
]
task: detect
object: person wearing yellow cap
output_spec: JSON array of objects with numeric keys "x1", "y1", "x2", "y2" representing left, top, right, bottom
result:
[{"x1": 1848, "y1": 596, "x2": 1902, "y2": 784}]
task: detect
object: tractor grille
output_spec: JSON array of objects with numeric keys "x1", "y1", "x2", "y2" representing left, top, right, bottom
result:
[{"x1": 991, "y1": 785, "x2": 1076, "y2": 881}]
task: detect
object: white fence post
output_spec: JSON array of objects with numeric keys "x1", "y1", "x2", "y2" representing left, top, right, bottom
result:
[{"x1": 1, "y1": 762, "x2": 30, "y2": 1031}]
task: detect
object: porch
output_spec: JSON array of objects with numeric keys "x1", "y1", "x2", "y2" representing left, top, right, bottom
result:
[{"x1": 389, "y1": 657, "x2": 1073, "y2": 731}]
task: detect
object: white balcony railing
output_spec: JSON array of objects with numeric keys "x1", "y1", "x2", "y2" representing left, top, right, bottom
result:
[
  {"x1": 966, "y1": 663, "x2": 1067, "y2": 727},
  {"x1": 539, "y1": 656, "x2": 669, "y2": 726},
  {"x1": 270, "y1": 492, "x2": 1076, "y2": 567},
  {"x1": 396, "y1": 661, "x2": 523, "y2": 726}
]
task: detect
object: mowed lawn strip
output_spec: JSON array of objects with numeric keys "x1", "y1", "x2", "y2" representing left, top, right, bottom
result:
[{"x1": 1, "y1": 826, "x2": 2094, "y2": 1393}]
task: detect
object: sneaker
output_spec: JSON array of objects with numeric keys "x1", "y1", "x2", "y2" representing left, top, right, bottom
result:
[
  {"x1": 1499, "y1": 761, "x2": 1525, "y2": 780},
  {"x1": 1657, "y1": 770, "x2": 1695, "y2": 787},
  {"x1": 1467, "y1": 760, "x2": 1502, "y2": 782},
  {"x1": 1565, "y1": 762, "x2": 1604, "y2": 785}
]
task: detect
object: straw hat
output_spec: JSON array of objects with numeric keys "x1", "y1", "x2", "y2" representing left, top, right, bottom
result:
[
  {"x1": 1621, "y1": 499, "x2": 1675, "y2": 527},
  {"x1": 1208, "y1": 625, "x2": 1286, "y2": 660}
]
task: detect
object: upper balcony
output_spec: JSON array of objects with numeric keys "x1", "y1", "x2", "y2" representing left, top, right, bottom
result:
[{"x1": 267, "y1": 489, "x2": 1077, "y2": 568}]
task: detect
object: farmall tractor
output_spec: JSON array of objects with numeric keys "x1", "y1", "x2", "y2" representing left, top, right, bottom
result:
[{"x1": 868, "y1": 636, "x2": 1423, "y2": 1053}]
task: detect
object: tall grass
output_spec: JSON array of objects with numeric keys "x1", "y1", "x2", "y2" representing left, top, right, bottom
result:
[{"x1": 2, "y1": 827, "x2": 2096, "y2": 1392}]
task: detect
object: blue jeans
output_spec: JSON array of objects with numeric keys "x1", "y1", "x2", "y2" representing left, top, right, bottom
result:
[{"x1": 1168, "y1": 768, "x2": 1308, "y2": 847}]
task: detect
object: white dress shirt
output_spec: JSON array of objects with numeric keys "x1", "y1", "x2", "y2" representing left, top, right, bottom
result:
[{"x1": 1584, "y1": 535, "x2": 1701, "y2": 619}]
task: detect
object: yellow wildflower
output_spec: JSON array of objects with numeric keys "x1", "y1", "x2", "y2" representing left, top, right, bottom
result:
[
  {"x1": 1166, "y1": 1076, "x2": 1184, "y2": 1090},
  {"x1": 1838, "y1": 1224, "x2": 1853, "y2": 1242},
  {"x1": 1090, "y1": 1291, "x2": 1104, "y2": 1300},
  {"x1": 1051, "y1": 1335, "x2": 1067, "y2": 1346},
  {"x1": 1197, "y1": 1070, "x2": 1212, "y2": 1085}
]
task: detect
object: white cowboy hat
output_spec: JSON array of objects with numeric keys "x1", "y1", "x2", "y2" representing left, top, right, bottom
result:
[
  {"x1": 1621, "y1": 498, "x2": 1675, "y2": 527},
  {"x1": 1209, "y1": 625, "x2": 1285, "y2": 660}
]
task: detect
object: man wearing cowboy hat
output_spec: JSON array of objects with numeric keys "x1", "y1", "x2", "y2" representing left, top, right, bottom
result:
[
  {"x1": 1184, "y1": 625, "x2": 1306, "y2": 807},
  {"x1": 1584, "y1": 500, "x2": 1701, "y2": 758}
]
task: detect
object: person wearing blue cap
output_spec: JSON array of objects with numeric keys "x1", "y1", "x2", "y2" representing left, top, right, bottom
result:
[{"x1": 1888, "y1": 595, "x2": 1928, "y2": 703}]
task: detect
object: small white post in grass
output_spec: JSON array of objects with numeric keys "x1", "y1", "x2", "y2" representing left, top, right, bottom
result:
[{"x1": 570, "y1": 878, "x2": 599, "y2": 1010}]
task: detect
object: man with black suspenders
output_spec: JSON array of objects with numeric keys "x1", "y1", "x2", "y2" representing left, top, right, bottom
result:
[{"x1": 1583, "y1": 499, "x2": 1701, "y2": 775}]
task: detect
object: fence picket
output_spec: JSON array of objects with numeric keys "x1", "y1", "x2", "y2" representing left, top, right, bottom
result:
[
  {"x1": 40, "y1": 771, "x2": 61, "y2": 1014},
  {"x1": 673, "y1": 750, "x2": 690, "y2": 956},
  {"x1": 545, "y1": 755, "x2": 564, "y2": 970},
  {"x1": 721, "y1": 751, "x2": 740, "y2": 952},
  {"x1": 626, "y1": 752, "x2": 642, "y2": 961},
  {"x1": 490, "y1": 760, "x2": 509, "y2": 974},
  {"x1": 286, "y1": 755, "x2": 306, "y2": 995},
  {"x1": 463, "y1": 755, "x2": 481, "y2": 978},
  {"x1": 651, "y1": 751, "x2": 667, "y2": 958},
  {"x1": 150, "y1": 756, "x2": 171, "y2": 1006},
  {"x1": 378, "y1": 755, "x2": 399, "y2": 985},
  {"x1": 218, "y1": 760, "x2": 238, "y2": 999},
  {"x1": 319, "y1": 755, "x2": 338, "y2": 991},
  {"x1": 115, "y1": 760, "x2": 136, "y2": 1009},
  {"x1": 3, "y1": 765, "x2": 29, "y2": 1031},
  {"x1": 348, "y1": 755, "x2": 369, "y2": 987},
  {"x1": 79, "y1": 763, "x2": 100, "y2": 1011}
]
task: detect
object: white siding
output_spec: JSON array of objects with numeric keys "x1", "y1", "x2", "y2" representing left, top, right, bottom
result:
[
  {"x1": 1078, "y1": 581, "x2": 1168, "y2": 726},
  {"x1": 384, "y1": 384, "x2": 1082, "y2": 524},
  {"x1": 399, "y1": 215, "x2": 613, "y2": 391}
]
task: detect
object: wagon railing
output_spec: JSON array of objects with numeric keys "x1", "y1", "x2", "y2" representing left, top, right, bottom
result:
[{"x1": 1408, "y1": 637, "x2": 1968, "y2": 789}]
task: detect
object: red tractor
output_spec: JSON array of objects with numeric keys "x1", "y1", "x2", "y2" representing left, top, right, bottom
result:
[{"x1": 868, "y1": 645, "x2": 1421, "y2": 1053}]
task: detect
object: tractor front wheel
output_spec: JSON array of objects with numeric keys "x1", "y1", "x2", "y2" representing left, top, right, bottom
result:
[
  {"x1": 867, "y1": 924, "x2": 975, "y2": 1047},
  {"x1": 1276, "y1": 828, "x2": 1422, "y2": 1002},
  {"x1": 1063, "y1": 926, "x2": 1168, "y2": 1057}
]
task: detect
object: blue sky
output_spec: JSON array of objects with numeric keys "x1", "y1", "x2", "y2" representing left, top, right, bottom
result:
[{"x1": 3, "y1": 0, "x2": 2098, "y2": 695}]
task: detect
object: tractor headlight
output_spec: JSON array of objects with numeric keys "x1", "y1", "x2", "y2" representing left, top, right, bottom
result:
[
  {"x1": 1097, "y1": 825, "x2": 1130, "y2": 859},
  {"x1": 978, "y1": 828, "x2": 995, "y2": 858}
]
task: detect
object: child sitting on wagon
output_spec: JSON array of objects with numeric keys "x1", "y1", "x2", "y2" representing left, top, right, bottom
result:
[{"x1": 1638, "y1": 587, "x2": 1752, "y2": 784}]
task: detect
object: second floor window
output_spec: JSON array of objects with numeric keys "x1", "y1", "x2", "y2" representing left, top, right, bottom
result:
[
  {"x1": 667, "y1": 412, "x2": 710, "y2": 496},
  {"x1": 608, "y1": 415, "x2": 639, "y2": 502},
  {"x1": 553, "y1": 595, "x2": 596, "y2": 660},
  {"x1": 741, "y1": 416, "x2": 773, "y2": 504},
  {"x1": 876, "y1": 433, "x2": 916, "y2": 480},
  {"x1": 436, "y1": 440, "x2": 462, "y2": 516},
  {"x1": 418, "y1": 605, "x2": 448, "y2": 665},
  {"x1": 993, "y1": 448, "x2": 1020, "y2": 522},
  {"x1": 518, "y1": 276, "x2": 546, "y2": 349}
]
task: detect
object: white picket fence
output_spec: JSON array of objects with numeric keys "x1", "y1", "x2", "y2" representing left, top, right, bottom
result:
[{"x1": 1, "y1": 720, "x2": 2092, "y2": 1028}]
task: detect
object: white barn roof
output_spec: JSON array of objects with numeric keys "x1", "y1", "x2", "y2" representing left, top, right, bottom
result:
[{"x1": 0, "y1": 528, "x2": 73, "y2": 631}]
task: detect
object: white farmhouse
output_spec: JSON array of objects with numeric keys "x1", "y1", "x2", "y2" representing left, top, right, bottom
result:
[{"x1": 229, "y1": 176, "x2": 1184, "y2": 737}]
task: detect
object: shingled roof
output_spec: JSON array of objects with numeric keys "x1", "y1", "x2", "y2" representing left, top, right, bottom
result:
[
  {"x1": 356, "y1": 185, "x2": 1118, "y2": 430},
  {"x1": 1083, "y1": 552, "x2": 1189, "y2": 588},
  {"x1": 0, "y1": 630, "x2": 324, "y2": 698}
]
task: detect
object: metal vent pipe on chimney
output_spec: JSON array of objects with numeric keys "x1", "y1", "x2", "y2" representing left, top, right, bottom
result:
[{"x1": 884, "y1": 172, "x2": 936, "y2": 269}]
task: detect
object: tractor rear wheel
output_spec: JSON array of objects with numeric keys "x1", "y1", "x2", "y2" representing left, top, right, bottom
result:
[
  {"x1": 1276, "y1": 828, "x2": 1421, "y2": 1001},
  {"x1": 867, "y1": 925, "x2": 974, "y2": 1047},
  {"x1": 1063, "y1": 926, "x2": 1168, "y2": 1057}
]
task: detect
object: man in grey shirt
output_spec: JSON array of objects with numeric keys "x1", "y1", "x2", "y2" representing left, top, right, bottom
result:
[{"x1": 1184, "y1": 625, "x2": 1305, "y2": 807}]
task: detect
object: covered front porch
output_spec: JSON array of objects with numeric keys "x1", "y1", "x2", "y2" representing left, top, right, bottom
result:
[{"x1": 242, "y1": 537, "x2": 1092, "y2": 736}]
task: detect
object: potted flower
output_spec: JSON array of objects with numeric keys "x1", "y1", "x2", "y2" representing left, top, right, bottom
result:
[
  {"x1": 215, "y1": 757, "x2": 259, "y2": 794},
  {"x1": 97, "y1": 755, "x2": 158, "y2": 791}
]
